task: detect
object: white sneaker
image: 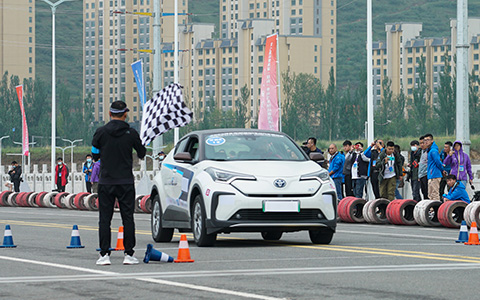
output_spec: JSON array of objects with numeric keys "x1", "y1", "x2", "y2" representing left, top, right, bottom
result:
[
  {"x1": 96, "y1": 254, "x2": 111, "y2": 266},
  {"x1": 123, "y1": 254, "x2": 139, "y2": 265}
]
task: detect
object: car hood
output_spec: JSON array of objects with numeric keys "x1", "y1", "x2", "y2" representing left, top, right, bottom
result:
[{"x1": 200, "y1": 160, "x2": 324, "y2": 177}]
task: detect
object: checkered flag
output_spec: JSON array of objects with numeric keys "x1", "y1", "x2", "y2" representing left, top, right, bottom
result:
[{"x1": 140, "y1": 83, "x2": 192, "y2": 146}]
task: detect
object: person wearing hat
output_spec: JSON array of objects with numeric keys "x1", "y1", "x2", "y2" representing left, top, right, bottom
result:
[
  {"x1": 8, "y1": 161, "x2": 22, "y2": 192},
  {"x1": 92, "y1": 100, "x2": 146, "y2": 266}
]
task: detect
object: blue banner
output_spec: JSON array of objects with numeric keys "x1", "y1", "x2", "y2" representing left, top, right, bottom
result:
[{"x1": 131, "y1": 60, "x2": 147, "y2": 107}]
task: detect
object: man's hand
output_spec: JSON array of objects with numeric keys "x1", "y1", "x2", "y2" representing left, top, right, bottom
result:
[
  {"x1": 442, "y1": 171, "x2": 447, "y2": 176},
  {"x1": 384, "y1": 157, "x2": 389, "y2": 164},
  {"x1": 449, "y1": 150, "x2": 454, "y2": 156}
]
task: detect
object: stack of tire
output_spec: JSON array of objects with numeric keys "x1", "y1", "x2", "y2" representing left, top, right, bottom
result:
[
  {"x1": 337, "y1": 197, "x2": 366, "y2": 223},
  {"x1": 386, "y1": 199, "x2": 417, "y2": 225},
  {"x1": 135, "y1": 195, "x2": 152, "y2": 213},
  {"x1": 437, "y1": 200, "x2": 467, "y2": 228},
  {"x1": 363, "y1": 198, "x2": 390, "y2": 224},
  {"x1": 413, "y1": 200, "x2": 442, "y2": 227},
  {"x1": 464, "y1": 201, "x2": 480, "y2": 228}
]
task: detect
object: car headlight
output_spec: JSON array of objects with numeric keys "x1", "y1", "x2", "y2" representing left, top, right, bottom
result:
[
  {"x1": 300, "y1": 170, "x2": 331, "y2": 184},
  {"x1": 205, "y1": 167, "x2": 256, "y2": 183}
]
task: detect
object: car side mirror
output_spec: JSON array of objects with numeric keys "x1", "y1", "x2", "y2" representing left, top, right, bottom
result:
[
  {"x1": 310, "y1": 152, "x2": 325, "y2": 162},
  {"x1": 173, "y1": 152, "x2": 192, "y2": 162}
]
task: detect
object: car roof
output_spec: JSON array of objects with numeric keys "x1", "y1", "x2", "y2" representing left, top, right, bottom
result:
[{"x1": 185, "y1": 128, "x2": 290, "y2": 139}]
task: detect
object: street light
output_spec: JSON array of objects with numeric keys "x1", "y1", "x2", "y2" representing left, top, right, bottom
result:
[
  {"x1": 56, "y1": 145, "x2": 75, "y2": 164},
  {"x1": 62, "y1": 138, "x2": 82, "y2": 167},
  {"x1": 0, "y1": 136, "x2": 10, "y2": 190},
  {"x1": 39, "y1": 0, "x2": 77, "y2": 190}
]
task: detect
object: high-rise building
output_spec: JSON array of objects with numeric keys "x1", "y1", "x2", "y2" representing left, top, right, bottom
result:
[
  {"x1": 83, "y1": 0, "x2": 187, "y2": 122},
  {"x1": 0, "y1": 0, "x2": 35, "y2": 82}
]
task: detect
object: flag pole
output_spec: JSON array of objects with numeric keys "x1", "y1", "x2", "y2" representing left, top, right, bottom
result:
[
  {"x1": 173, "y1": 0, "x2": 179, "y2": 145},
  {"x1": 276, "y1": 33, "x2": 282, "y2": 132}
]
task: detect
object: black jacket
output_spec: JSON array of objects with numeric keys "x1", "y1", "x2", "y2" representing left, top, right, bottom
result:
[
  {"x1": 8, "y1": 166, "x2": 22, "y2": 182},
  {"x1": 92, "y1": 120, "x2": 146, "y2": 185}
]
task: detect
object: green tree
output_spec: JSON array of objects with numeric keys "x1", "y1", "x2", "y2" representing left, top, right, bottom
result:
[
  {"x1": 434, "y1": 52, "x2": 455, "y2": 135},
  {"x1": 469, "y1": 70, "x2": 480, "y2": 134},
  {"x1": 234, "y1": 84, "x2": 250, "y2": 128},
  {"x1": 409, "y1": 55, "x2": 431, "y2": 135}
]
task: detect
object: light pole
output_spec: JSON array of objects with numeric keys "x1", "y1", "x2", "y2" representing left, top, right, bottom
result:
[
  {"x1": 13, "y1": 141, "x2": 36, "y2": 172},
  {"x1": 40, "y1": 0, "x2": 77, "y2": 190},
  {"x1": 0, "y1": 136, "x2": 9, "y2": 190},
  {"x1": 56, "y1": 145, "x2": 75, "y2": 164},
  {"x1": 62, "y1": 138, "x2": 82, "y2": 167}
]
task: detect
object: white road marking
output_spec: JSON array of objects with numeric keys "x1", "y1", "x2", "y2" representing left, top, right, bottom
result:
[{"x1": 0, "y1": 255, "x2": 284, "y2": 300}]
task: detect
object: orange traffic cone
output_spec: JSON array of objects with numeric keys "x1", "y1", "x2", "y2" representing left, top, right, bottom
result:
[
  {"x1": 114, "y1": 226, "x2": 125, "y2": 251},
  {"x1": 465, "y1": 222, "x2": 480, "y2": 245},
  {"x1": 174, "y1": 234, "x2": 194, "y2": 263}
]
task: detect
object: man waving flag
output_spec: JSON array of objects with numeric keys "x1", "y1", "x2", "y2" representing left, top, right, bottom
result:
[{"x1": 140, "y1": 83, "x2": 193, "y2": 146}]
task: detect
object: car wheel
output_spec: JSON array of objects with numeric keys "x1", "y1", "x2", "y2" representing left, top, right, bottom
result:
[
  {"x1": 309, "y1": 229, "x2": 334, "y2": 244},
  {"x1": 151, "y1": 195, "x2": 174, "y2": 242},
  {"x1": 261, "y1": 231, "x2": 283, "y2": 241},
  {"x1": 192, "y1": 195, "x2": 217, "y2": 247}
]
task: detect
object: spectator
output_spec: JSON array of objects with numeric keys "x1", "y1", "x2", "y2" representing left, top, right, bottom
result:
[
  {"x1": 442, "y1": 174, "x2": 470, "y2": 204},
  {"x1": 439, "y1": 141, "x2": 453, "y2": 195},
  {"x1": 303, "y1": 137, "x2": 323, "y2": 155},
  {"x1": 394, "y1": 144, "x2": 405, "y2": 199},
  {"x1": 364, "y1": 139, "x2": 384, "y2": 199},
  {"x1": 351, "y1": 142, "x2": 370, "y2": 199},
  {"x1": 327, "y1": 143, "x2": 345, "y2": 201},
  {"x1": 424, "y1": 134, "x2": 444, "y2": 200},
  {"x1": 407, "y1": 140, "x2": 422, "y2": 201},
  {"x1": 418, "y1": 136, "x2": 429, "y2": 200},
  {"x1": 91, "y1": 158, "x2": 100, "y2": 194},
  {"x1": 83, "y1": 154, "x2": 94, "y2": 193},
  {"x1": 55, "y1": 157, "x2": 69, "y2": 192},
  {"x1": 8, "y1": 161, "x2": 22, "y2": 192},
  {"x1": 444, "y1": 141, "x2": 473, "y2": 188},
  {"x1": 342, "y1": 140, "x2": 354, "y2": 197},
  {"x1": 373, "y1": 141, "x2": 403, "y2": 200}
]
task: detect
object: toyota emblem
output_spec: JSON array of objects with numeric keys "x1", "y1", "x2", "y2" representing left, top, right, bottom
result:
[{"x1": 273, "y1": 179, "x2": 286, "y2": 188}]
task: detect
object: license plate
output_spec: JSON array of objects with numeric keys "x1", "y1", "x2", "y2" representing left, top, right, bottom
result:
[{"x1": 262, "y1": 201, "x2": 300, "y2": 212}]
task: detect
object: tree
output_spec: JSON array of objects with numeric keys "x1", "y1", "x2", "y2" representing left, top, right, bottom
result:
[
  {"x1": 321, "y1": 67, "x2": 339, "y2": 140},
  {"x1": 234, "y1": 84, "x2": 250, "y2": 128},
  {"x1": 409, "y1": 55, "x2": 431, "y2": 135},
  {"x1": 469, "y1": 70, "x2": 480, "y2": 134},
  {"x1": 434, "y1": 51, "x2": 455, "y2": 135}
]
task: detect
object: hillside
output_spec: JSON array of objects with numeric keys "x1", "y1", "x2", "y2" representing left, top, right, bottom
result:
[{"x1": 34, "y1": 0, "x2": 480, "y2": 96}]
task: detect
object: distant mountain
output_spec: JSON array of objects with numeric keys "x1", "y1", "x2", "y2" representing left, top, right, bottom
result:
[{"x1": 34, "y1": 0, "x2": 480, "y2": 95}]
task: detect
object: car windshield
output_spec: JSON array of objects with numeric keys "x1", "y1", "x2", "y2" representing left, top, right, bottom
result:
[{"x1": 204, "y1": 132, "x2": 307, "y2": 161}]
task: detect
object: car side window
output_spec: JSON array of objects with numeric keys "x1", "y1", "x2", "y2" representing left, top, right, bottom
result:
[
  {"x1": 174, "y1": 137, "x2": 189, "y2": 154},
  {"x1": 186, "y1": 137, "x2": 199, "y2": 160}
]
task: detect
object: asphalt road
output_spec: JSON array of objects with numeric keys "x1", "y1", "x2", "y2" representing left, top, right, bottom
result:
[{"x1": 1, "y1": 206, "x2": 480, "y2": 299}]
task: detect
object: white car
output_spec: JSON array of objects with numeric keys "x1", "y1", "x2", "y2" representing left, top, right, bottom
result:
[{"x1": 150, "y1": 129, "x2": 337, "y2": 246}]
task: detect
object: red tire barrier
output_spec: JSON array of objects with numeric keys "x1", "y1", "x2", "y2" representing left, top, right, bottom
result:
[
  {"x1": 84, "y1": 193, "x2": 98, "y2": 211},
  {"x1": 134, "y1": 195, "x2": 145, "y2": 213},
  {"x1": 140, "y1": 195, "x2": 152, "y2": 213},
  {"x1": 74, "y1": 192, "x2": 90, "y2": 210},
  {"x1": 438, "y1": 200, "x2": 467, "y2": 228},
  {"x1": 35, "y1": 192, "x2": 48, "y2": 207},
  {"x1": 0, "y1": 191, "x2": 13, "y2": 206},
  {"x1": 338, "y1": 197, "x2": 366, "y2": 223},
  {"x1": 363, "y1": 198, "x2": 390, "y2": 224},
  {"x1": 413, "y1": 200, "x2": 442, "y2": 227},
  {"x1": 337, "y1": 197, "x2": 357, "y2": 222},
  {"x1": 54, "y1": 192, "x2": 70, "y2": 208},
  {"x1": 16, "y1": 192, "x2": 28, "y2": 207},
  {"x1": 21, "y1": 192, "x2": 34, "y2": 207},
  {"x1": 386, "y1": 199, "x2": 417, "y2": 225}
]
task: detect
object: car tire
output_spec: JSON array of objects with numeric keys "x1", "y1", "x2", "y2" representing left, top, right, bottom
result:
[
  {"x1": 192, "y1": 195, "x2": 217, "y2": 247},
  {"x1": 261, "y1": 231, "x2": 283, "y2": 241},
  {"x1": 151, "y1": 195, "x2": 174, "y2": 242},
  {"x1": 438, "y1": 200, "x2": 467, "y2": 228},
  {"x1": 309, "y1": 229, "x2": 334, "y2": 244}
]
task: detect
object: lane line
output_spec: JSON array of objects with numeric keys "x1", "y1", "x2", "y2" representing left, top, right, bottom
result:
[{"x1": 0, "y1": 255, "x2": 283, "y2": 300}]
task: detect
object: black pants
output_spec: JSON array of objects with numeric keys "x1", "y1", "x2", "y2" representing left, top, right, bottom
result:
[
  {"x1": 98, "y1": 184, "x2": 136, "y2": 256},
  {"x1": 370, "y1": 172, "x2": 380, "y2": 199},
  {"x1": 86, "y1": 181, "x2": 92, "y2": 193},
  {"x1": 56, "y1": 182, "x2": 65, "y2": 192},
  {"x1": 344, "y1": 174, "x2": 354, "y2": 197},
  {"x1": 13, "y1": 180, "x2": 21, "y2": 192},
  {"x1": 439, "y1": 176, "x2": 447, "y2": 197},
  {"x1": 420, "y1": 176, "x2": 429, "y2": 200}
]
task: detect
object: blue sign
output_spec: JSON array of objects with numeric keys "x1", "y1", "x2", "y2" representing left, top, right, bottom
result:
[
  {"x1": 131, "y1": 60, "x2": 147, "y2": 107},
  {"x1": 206, "y1": 137, "x2": 226, "y2": 146}
]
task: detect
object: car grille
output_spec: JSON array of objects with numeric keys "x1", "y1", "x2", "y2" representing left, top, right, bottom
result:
[{"x1": 228, "y1": 209, "x2": 324, "y2": 221}]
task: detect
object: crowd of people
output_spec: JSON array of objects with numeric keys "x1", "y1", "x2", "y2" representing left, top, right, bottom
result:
[{"x1": 303, "y1": 134, "x2": 474, "y2": 204}]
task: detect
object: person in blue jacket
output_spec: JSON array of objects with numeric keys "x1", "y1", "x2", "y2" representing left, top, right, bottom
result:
[
  {"x1": 424, "y1": 134, "x2": 444, "y2": 200},
  {"x1": 443, "y1": 174, "x2": 470, "y2": 204},
  {"x1": 328, "y1": 143, "x2": 345, "y2": 201}
]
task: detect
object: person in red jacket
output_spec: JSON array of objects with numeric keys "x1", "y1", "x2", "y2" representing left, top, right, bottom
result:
[{"x1": 55, "y1": 157, "x2": 69, "y2": 192}]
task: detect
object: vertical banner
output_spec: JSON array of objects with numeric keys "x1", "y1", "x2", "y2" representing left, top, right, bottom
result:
[
  {"x1": 15, "y1": 85, "x2": 29, "y2": 156},
  {"x1": 131, "y1": 59, "x2": 147, "y2": 107},
  {"x1": 258, "y1": 34, "x2": 279, "y2": 131}
]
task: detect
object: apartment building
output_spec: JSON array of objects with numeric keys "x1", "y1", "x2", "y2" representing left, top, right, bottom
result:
[
  {"x1": 0, "y1": 0, "x2": 35, "y2": 82},
  {"x1": 372, "y1": 19, "x2": 480, "y2": 108},
  {"x1": 83, "y1": 0, "x2": 187, "y2": 122}
]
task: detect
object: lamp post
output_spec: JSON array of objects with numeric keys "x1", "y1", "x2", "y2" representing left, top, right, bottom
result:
[
  {"x1": 62, "y1": 138, "x2": 82, "y2": 168},
  {"x1": 56, "y1": 145, "x2": 75, "y2": 164},
  {"x1": 39, "y1": 0, "x2": 77, "y2": 190}
]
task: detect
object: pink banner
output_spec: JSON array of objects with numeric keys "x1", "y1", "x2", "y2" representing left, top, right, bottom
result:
[
  {"x1": 258, "y1": 34, "x2": 279, "y2": 131},
  {"x1": 16, "y1": 85, "x2": 29, "y2": 156}
]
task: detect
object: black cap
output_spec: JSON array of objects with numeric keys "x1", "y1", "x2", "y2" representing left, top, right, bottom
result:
[{"x1": 110, "y1": 101, "x2": 130, "y2": 113}]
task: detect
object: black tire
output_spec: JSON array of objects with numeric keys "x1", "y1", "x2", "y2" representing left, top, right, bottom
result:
[
  {"x1": 309, "y1": 229, "x2": 334, "y2": 244},
  {"x1": 261, "y1": 231, "x2": 283, "y2": 241},
  {"x1": 192, "y1": 195, "x2": 217, "y2": 247},
  {"x1": 151, "y1": 195, "x2": 174, "y2": 242}
]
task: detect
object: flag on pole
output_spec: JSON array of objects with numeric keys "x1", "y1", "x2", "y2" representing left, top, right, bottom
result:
[
  {"x1": 15, "y1": 85, "x2": 29, "y2": 156},
  {"x1": 140, "y1": 83, "x2": 193, "y2": 146},
  {"x1": 131, "y1": 59, "x2": 147, "y2": 107},
  {"x1": 258, "y1": 34, "x2": 279, "y2": 131}
]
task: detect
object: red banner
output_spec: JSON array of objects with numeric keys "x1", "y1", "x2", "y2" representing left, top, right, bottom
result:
[
  {"x1": 258, "y1": 34, "x2": 279, "y2": 131},
  {"x1": 16, "y1": 85, "x2": 29, "y2": 156}
]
